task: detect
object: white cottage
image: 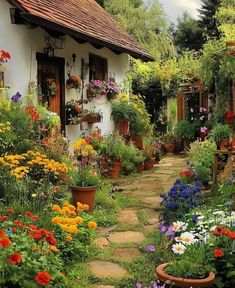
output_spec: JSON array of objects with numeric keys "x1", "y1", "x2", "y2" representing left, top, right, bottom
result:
[{"x1": 0, "y1": 0, "x2": 154, "y2": 144}]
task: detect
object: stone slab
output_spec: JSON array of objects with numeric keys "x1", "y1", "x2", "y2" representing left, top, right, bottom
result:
[
  {"x1": 93, "y1": 238, "x2": 110, "y2": 249},
  {"x1": 112, "y1": 248, "x2": 141, "y2": 262},
  {"x1": 142, "y1": 196, "x2": 162, "y2": 206},
  {"x1": 107, "y1": 231, "x2": 145, "y2": 244},
  {"x1": 118, "y1": 209, "x2": 139, "y2": 225},
  {"x1": 88, "y1": 260, "x2": 128, "y2": 279}
]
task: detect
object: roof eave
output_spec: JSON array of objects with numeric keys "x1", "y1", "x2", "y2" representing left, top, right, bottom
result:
[{"x1": 21, "y1": 12, "x2": 155, "y2": 62}]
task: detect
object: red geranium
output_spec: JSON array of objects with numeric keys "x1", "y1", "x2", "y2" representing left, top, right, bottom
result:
[
  {"x1": 212, "y1": 230, "x2": 221, "y2": 237},
  {"x1": 0, "y1": 230, "x2": 6, "y2": 237},
  {"x1": 25, "y1": 211, "x2": 33, "y2": 217},
  {"x1": 31, "y1": 215, "x2": 40, "y2": 221},
  {"x1": 8, "y1": 252, "x2": 22, "y2": 265},
  {"x1": 225, "y1": 111, "x2": 234, "y2": 120},
  {"x1": 0, "y1": 50, "x2": 11, "y2": 64},
  {"x1": 13, "y1": 219, "x2": 26, "y2": 229},
  {"x1": 0, "y1": 215, "x2": 8, "y2": 222},
  {"x1": 0, "y1": 237, "x2": 12, "y2": 248},
  {"x1": 6, "y1": 209, "x2": 14, "y2": 214},
  {"x1": 228, "y1": 231, "x2": 235, "y2": 239},
  {"x1": 214, "y1": 248, "x2": 224, "y2": 258},
  {"x1": 35, "y1": 272, "x2": 51, "y2": 286}
]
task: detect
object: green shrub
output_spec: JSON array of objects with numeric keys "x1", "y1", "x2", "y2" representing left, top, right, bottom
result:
[
  {"x1": 175, "y1": 120, "x2": 198, "y2": 141},
  {"x1": 209, "y1": 123, "x2": 232, "y2": 146}
]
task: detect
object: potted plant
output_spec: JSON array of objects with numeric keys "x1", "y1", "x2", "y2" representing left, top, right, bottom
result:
[
  {"x1": 161, "y1": 133, "x2": 176, "y2": 153},
  {"x1": 111, "y1": 98, "x2": 131, "y2": 136},
  {"x1": 45, "y1": 77, "x2": 57, "y2": 97},
  {"x1": 66, "y1": 74, "x2": 82, "y2": 89},
  {"x1": 175, "y1": 120, "x2": 198, "y2": 149},
  {"x1": 105, "y1": 75, "x2": 121, "y2": 100},
  {"x1": 0, "y1": 49, "x2": 10, "y2": 88},
  {"x1": 70, "y1": 166, "x2": 100, "y2": 211},
  {"x1": 144, "y1": 152, "x2": 154, "y2": 170},
  {"x1": 133, "y1": 150, "x2": 145, "y2": 173},
  {"x1": 65, "y1": 99, "x2": 84, "y2": 125},
  {"x1": 85, "y1": 80, "x2": 106, "y2": 101},
  {"x1": 209, "y1": 123, "x2": 232, "y2": 151},
  {"x1": 83, "y1": 109, "x2": 103, "y2": 124}
]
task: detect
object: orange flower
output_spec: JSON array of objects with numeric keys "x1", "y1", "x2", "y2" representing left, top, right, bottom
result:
[
  {"x1": 50, "y1": 245, "x2": 59, "y2": 252},
  {"x1": 32, "y1": 246, "x2": 41, "y2": 251},
  {"x1": 54, "y1": 185, "x2": 61, "y2": 192},
  {"x1": 65, "y1": 236, "x2": 73, "y2": 242},
  {"x1": 0, "y1": 230, "x2": 6, "y2": 237},
  {"x1": 8, "y1": 252, "x2": 22, "y2": 265},
  {"x1": 88, "y1": 221, "x2": 97, "y2": 229},
  {"x1": 31, "y1": 215, "x2": 40, "y2": 221},
  {"x1": 35, "y1": 272, "x2": 51, "y2": 286},
  {"x1": 0, "y1": 237, "x2": 12, "y2": 248},
  {"x1": 228, "y1": 231, "x2": 235, "y2": 239}
]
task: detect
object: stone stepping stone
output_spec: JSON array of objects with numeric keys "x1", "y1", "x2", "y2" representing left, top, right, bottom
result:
[
  {"x1": 97, "y1": 226, "x2": 116, "y2": 237},
  {"x1": 112, "y1": 248, "x2": 141, "y2": 262},
  {"x1": 142, "y1": 196, "x2": 162, "y2": 207},
  {"x1": 107, "y1": 231, "x2": 145, "y2": 244},
  {"x1": 144, "y1": 224, "x2": 157, "y2": 233},
  {"x1": 88, "y1": 260, "x2": 129, "y2": 279},
  {"x1": 93, "y1": 238, "x2": 110, "y2": 249},
  {"x1": 118, "y1": 208, "x2": 139, "y2": 225}
]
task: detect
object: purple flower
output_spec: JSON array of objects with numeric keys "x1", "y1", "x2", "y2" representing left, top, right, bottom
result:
[
  {"x1": 145, "y1": 245, "x2": 156, "y2": 252},
  {"x1": 11, "y1": 92, "x2": 22, "y2": 103},
  {"x1": 159, "y1": 223, "x2": 167, "y2": 233},
  {"x1": 136, "y1": 283, "x2": 142, "y2": 288},
  {"x1": 93, "y1": 80, "x2": 101, "y2": 87},
  {"x1": 200, "y1": 127, "x2": 208, "y2": 133},
  {"x1": 199, "y1": 115, "x2": 205, "y2": 121},
  {"x1": 190, "y1": 108, "x2": 194, "y2": 113}
]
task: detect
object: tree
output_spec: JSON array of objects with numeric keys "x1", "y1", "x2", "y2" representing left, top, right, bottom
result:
[
  {"x1": 103, "y1": 0, "x2": 175, "y2": 60},
  {"x1": 197, "y1": 0, "x2": 220, "y2": 40},
  {"x1": 173, "y1": 12, "x2": 204, "y2": 52}
]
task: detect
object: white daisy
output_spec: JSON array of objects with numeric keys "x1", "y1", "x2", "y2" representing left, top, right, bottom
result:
[
  {"x1": 172, "y1": 221, "x2": 187, "y2": 232},
  {"x1": 180, "y1": 232, "x2": 198, "y2": 245},
  {"x1": 172, "y1": 243, "x2": 186, "y2": 254}
]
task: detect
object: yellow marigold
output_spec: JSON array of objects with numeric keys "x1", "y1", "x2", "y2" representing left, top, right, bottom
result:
[
  {"x1": 67, "y1": 211, "x2": 77, "y2": 217},
  {"x1": 51, "y1": 216, "x2": 62, "y2": 224},
  {"x1": 88, "y1": 221, "x2": 97, "y2": 229},
  {"x1": 75, "y1": 216, "x2": 83, "y2": 225},
  {"x1": 51, "y1": 205, "x2": 61, "y2": 212},
  {"x1": 50, "y1": 245, "x2": 59, "y2": 252},
  {"x1": 77, "y1": 202, "x2": 89, "y2": 211},
  {"x1": 65, "y1": 236, "x2": 73, "y2": 242}
]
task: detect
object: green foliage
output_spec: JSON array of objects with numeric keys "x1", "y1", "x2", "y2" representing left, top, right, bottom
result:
[
  {"x1": 173, "y1": 12, "x2": 204, "y2": 52},
  {"x1": 189, "y1": 140, "x2": 217, "y2": 181},
  {"x1": 209, "y1": 123, "x2": 232, "y2": 145},
  {"x1": 175, "y1": 120, "x2": 198, "y2": 141},
  {"x1": 71, "y1": 166, "x2": 100, "y2": 187},
  {"x1": 111, "y1": 98, "x2": 132, "y2": 121}
]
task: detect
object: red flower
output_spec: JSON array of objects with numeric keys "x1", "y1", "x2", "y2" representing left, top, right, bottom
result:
[
  {"x1": 35, "y1": 272, "x2": 51, "y2": 286},
  {"x1": 212, "y1": 231, "x2": 221, "y2": 237},
  {"x1": 54, "y1": 185, "x2": 61, "y2": 192},
  {"x1": 0, "y1": 215, "x2": 8, "y2": 222},
  {"x1": 31, "y1": 215, "x2": 40, "y2": 221},
  {"x1": 29, "y1": 225, "x2": 38, "y2": 231},
  {"x1": 225, "y1": 111, "x2": 234, "y2": 120},
  {"x1": 13, "y1": 219, "x2": 26, "y2": 229},
  {"x1": 228, "y1": 231, "x2": 235, "y2": 239},
  {"x1": 216, "y1": 226, "x2": 223, "y2": 232},
  {"x1": 25, "y1": 211, "x2": 33, "y2": 217},
  {"x1": 0, "y1": 237, "x2": 12, "y2": 248},
  {"x1": 214, "y1": 248, "x2": 224, "y2": 258},
  {"x1": 6, "y1": 209, "x2": 14, "y2": 214},
  {"x1": 221, "y1": 228, "x2": 230, "y2": 236},
  {"x1": 8, "y1": 252, "x2": 22, "y2": 265},
  {"x1": 0, "y1": 230, "x2": 6, "y2": 237}
]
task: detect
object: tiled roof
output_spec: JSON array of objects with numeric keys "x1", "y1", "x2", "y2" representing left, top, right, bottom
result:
[{"x1": 11, "y1": 0, "x2": 155, "y2": 61}]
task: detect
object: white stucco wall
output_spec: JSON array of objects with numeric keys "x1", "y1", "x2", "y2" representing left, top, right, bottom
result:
[{"x1": 0, "y1": 0, "x2": 129, "y2": 146}]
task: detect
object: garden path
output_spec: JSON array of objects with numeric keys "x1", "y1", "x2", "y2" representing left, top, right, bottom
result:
[{"x1": 89, "y1": 155, "x2": 187, "y2": 287}]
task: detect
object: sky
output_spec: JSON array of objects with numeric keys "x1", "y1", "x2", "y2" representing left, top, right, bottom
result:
[{"x1": 158, "y1": 0, "x2": 202, "y2": 24}]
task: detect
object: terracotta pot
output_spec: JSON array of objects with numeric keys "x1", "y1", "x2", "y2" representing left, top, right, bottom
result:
[
  {"x1": 118, "y1": 120, "x2": 129, "y2": 136},
  {"x1": 136, "y1": 162, "x2": 144, "y2": 173},
  {"x1": 110, "y1": 167, "x2": 120, "y2": 179},
  {"x1": 0, "y1": 71, "x2": 4, "y2": 88},
  {"x1": 144, "y1": 158, "x2": 155, "y2": 170},
  {"x1": 231, "y1": 135, "x2": 235, "y2": 152},
  {"x1": 87, "y1": 88, "x2": 95, "y2": 101},
  {"x1": 132, "y1": 134, "x2": 143, "y2": 149},
  {"x1": 107, "y1": 91, "x2": 117, "y2": 100},
  {"x1": 220, "y1": 138, "x2": 230, "y2": 151},
  {"x1": 156, "y1": 263, "x2": 215, "y2": 288},
  {"x1": 71, "y1": 186, "x2": 96, "y2": 211},
  {"x1": 164, "y1": 141, "x2": 176, "y2": 153}
]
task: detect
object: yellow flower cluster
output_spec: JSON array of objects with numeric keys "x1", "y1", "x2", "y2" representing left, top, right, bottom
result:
[
  {"x1": 0, "y1": 151, "x2": 69, "y2": 180},
  {"x1": 72, "y1": 138, "x2": 97, "y2": 157},
  {"x1": 0, "y1": 121, "x2": 11, "y2": 133},
  {"x1": 51, "y1": 201, "x2": 97, "y2": 236},
  {"x1": 117, "y1": 93, "x2": 129, "y2": 101}
]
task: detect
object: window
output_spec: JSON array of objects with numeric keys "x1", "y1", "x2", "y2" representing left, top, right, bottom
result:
[{"x1": 89, "y1": 54, "x2": 108, "y2": 81}]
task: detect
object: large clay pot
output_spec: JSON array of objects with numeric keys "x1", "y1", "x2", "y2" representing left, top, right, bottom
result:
[
  {"x1": 164, "y1": 141, "x2": 176, "y2": 153},
  {"x1": 132, "y1": 134, "x2": 143, "y2": 149},
  {"x1": 156, "y1": 263, "x2": 215, "y2": 288},
  {"x1": 110, "y1": 159, "x2": 121, "y2": 179},
  {"x1": 136, "y1": 162, "x2": 144, "y2": 173},
  {"x1": 220, "y1": 138, "x2": 230, "y2": 151},
  {"x1": 71, "y1": 186, "x2": 96, "y2": 211},
  {"x1": 144, "y1": 158, "x2": 155, "y2": 170},
  {"x1": 118, "y1": 120, "x2": 129, "y2": 136}
]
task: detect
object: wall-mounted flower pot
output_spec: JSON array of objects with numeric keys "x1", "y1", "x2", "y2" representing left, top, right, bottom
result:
[
  {"x1": 156, "y1": 263, "x2": 215, "y2": 288},
  {"x1": 87, "y1": 88, "x2": 95, "y2": 101},
  {"x1": 83, "y1": 114, "x2": 101, "y2": 124},
  {"x1": 71, "y1": 186, "x2": 96, "y2": 211},
  {"x1": 136, "y1": 162, "x2": 144, "y2": 173},
  {"x1": 164, "y1": 141, "x2": 176, "y2": 153},
  {"x1": 0, "y1": 71, "x2": 4, "y2": 88},
  {"x1": 220, "y1": 138, "x2": 230, "y2": 151},
  {"x1": 144, "y1": 158, "x2": 155, "y2": 170},
  {"x1": 107, "y1": 91, "x2": 118, "y2": 100},
  {"x1": 118, "y1": 120, "x2": 129, "y2": 136}
]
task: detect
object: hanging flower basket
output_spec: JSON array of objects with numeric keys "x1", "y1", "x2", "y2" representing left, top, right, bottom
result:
[
  {"x1": 83, "y1": 113, "x2": 102, "y2": 124},
  {"x1": 86, "y1": 80, "x2": 107, "y2": 101},
  {"x1": 66, "y1": 75, "x2": 82, "y2": 89}
]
